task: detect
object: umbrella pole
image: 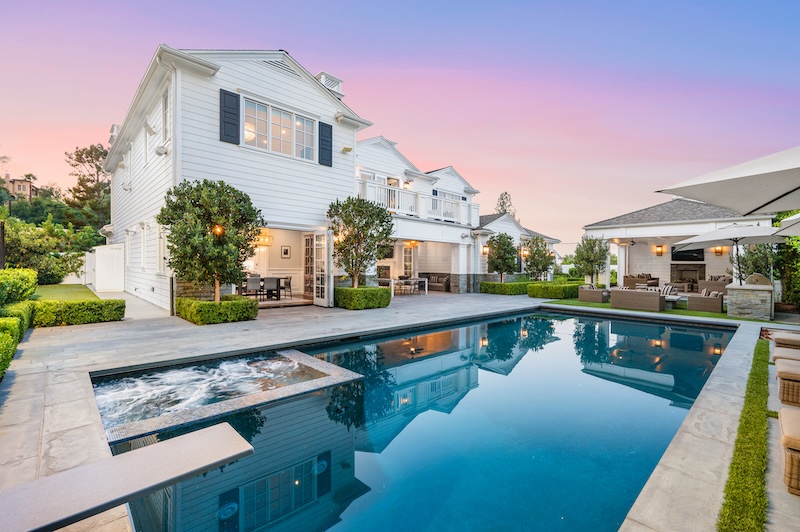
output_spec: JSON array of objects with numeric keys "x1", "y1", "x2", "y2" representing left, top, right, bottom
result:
[{"x1": 734, "y1": 239, "x2": 743, "y2": 285}]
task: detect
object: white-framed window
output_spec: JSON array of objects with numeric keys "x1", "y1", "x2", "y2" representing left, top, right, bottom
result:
[
  {"x1": 433, "y1": 189, "x2": 462, "y2": 201},
  {"x1": 241, "y1": 458, "x2": 316, "y2": 530},
  {"x1": 162, "y1": 91, "x2": 170, "y2": 141},
  {"x1": 243, "y1": 98, "x2": 315, "y2": 161},
  {"x1": 359, "y1": 171, "x2": 387, "y2": 184},
  {"x1": 156, "y1": 225, "x2": 167, "y2": 274},
  {"x1": 403, "y1": 246, "x2": 413, "y2": 277}
]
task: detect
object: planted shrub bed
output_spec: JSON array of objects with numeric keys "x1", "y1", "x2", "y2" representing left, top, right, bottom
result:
[
  {"x1": 480, "y1": 282, "x2": 533, "y2": 295},
  {"x1": 334, "y1": 287, "x2": 391, "y2": 310},
  {"x1": 0, "y1": 268, "x2": 37, "y2": 307},
  {"x1": 176, "y1": 295, "x2": 258, "y2": 325},
  {"x1": 0, "y1": 301, "x2": 35, "y2": 337},
  {"x1": 528, "y1": 283, "x2": 582, "y2": 299}
]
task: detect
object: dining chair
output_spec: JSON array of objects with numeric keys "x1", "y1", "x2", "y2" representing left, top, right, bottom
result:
[
  {"x1": 281, "y1": 277, "x2": 292, "y2": 299},
  {"x1": 245, "y1": 277, "x2": 263, "y2": 301}
]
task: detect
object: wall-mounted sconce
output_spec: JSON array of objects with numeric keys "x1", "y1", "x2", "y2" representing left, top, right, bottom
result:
[
  {"x1": 402, "y1": 181, "x2": 410, "y2": 190},
  {"x1": 713, "y1": 344, "x2": 722, "y2": 355},
  {"x1": 155, "y1": 146, "x2": 168, "y2": 156},
  {"x1": 341, "y1": 146, "x2": 353, "y2": 153},
  {"x1": 520, "y1": 328, "x2": 528, "y2": 339},
  {"x1": 654, "y1": 339, "x2": 663, "y2": 348},
  {"x1": 655, "y1": 245, "x2": 663, "y2": 256},
  {"x1": 549, "y1": 251, "x2": 555, "y2": 258},
  {"x1": 480, "y1": 337, "x2": 488, "y2": 348},
  {"x1": 482, "y1": 245, "x2": 490, "y2": 256},
  {"x1": 521, "y1": 247, "x2": 530, "y2": 258},
  {"x1": 715, "y1": 246, "x2": 723, "y2": 256}
]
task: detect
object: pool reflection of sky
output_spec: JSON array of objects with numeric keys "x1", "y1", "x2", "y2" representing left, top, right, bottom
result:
[{"x1": 324, "y1": 315, "x2": 729, "y2": 531}]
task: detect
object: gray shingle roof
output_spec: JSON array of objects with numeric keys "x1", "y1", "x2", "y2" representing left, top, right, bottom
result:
[{"x1": 584, "y1": 199, "x2": 748, "y2": 228}]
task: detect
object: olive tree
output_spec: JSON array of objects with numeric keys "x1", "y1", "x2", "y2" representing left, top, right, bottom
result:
[
  {"x1": 156, "y1": 179, "x2": 264, "y2": 302},
  {"x1": 522, "y1": 235, "x2": 555, "y2": 280},
  {"x1": 574, "y1": 236, "x2": 609, "y2": 284},
  {"x1": 328, "y1": 197, "x2": 394, "y2": 288},
  {"x1": 487, "y1": 232, "x2": 518, "y2": 283}
]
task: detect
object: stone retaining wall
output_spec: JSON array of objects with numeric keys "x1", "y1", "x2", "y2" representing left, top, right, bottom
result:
[{"x1": 727, "y1": 283, "x2": 774, "y2": 321}]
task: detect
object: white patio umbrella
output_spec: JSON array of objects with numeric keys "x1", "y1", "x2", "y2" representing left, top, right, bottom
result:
[
  {"x1": 775, "y1": 212, "x2": 800, "y2": 237},
  {"x1": 658, "y1": 145, "x2": 800, "y2": 215},
  {"x1": 672, "y1": 224, "x2": 785, "y2": 285}
]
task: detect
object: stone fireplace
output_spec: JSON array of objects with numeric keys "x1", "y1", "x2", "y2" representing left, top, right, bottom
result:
[{"x1": 671, "y1": 264, "x2": 706, "y2": 284}]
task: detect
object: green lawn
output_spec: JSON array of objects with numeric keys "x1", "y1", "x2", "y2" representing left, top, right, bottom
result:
[{"x1": 31, "y1": 285, "x2": 99, "y2": 301}]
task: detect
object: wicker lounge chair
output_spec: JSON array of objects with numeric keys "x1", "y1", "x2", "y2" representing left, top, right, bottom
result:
[
  {"x1": 578, "y1": 286, "x2": 609, "y2": 303},
  {"x1": 610, "y1": 289, "x2": 665, "y2": 312},
  {"x1": 687, "y1": 292, "x2": 724, "y2": 313},
  {"x1": 775, "y1": 332, "x2": 800, "y2": 350},
  {"x1": 622, "y1": 274, "x2": 659, "y2": 289},
  {"x1": 780, "y1": 408, "x2": 800, "y2": 495},
  {"x1": 698, "y1": 276, "x2": 733, "y2": 295}
]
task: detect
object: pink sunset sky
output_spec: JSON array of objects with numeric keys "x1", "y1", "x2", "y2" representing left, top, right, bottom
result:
[{"x1": 1, "y1": 1, "x2": 798, "y2": 253}]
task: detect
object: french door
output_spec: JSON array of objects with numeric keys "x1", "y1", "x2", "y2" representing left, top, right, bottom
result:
[{"x1": 312, "y1": 231, "x2": 333, "y2": 307}]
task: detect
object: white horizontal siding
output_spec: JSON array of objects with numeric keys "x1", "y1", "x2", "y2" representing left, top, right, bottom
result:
[
  {"x1": 417, "y1": 242, "x2": 452, "y2": 272},
  {"x1": 175, "y1": 394, "x2": 358, "y2": 532}
]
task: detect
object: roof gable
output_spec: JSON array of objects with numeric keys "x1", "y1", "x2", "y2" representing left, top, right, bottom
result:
[
  {"x1": 357, "y1": 136, "x2": 420, "y2": 172},
  {"x1": 426, "y1": 166, "x2": 479, "y2": 194},
  {"x1": 583, "y1": 199, "x2": 763, "y2": 229}
]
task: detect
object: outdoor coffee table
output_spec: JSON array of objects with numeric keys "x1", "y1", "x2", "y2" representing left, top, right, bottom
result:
[{"x1": 665, "y1": 295, "x2": 682, "y2": 309}]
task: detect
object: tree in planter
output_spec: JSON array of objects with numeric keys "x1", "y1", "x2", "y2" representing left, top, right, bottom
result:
[
  {"x1": 156, "y1": 179, "x2": 264, "y2": 302},
  {"x1": 522, "y1": 236, "x2": 555, "y2": 280},
  {"x1": 328, "y1": 197, "x2": 394, "y2": 288},
  {"x1": 574, "y1": 235, "x2": 609, "y2": 284},
  {"x1": 487, "y1": 232, "x2": 518, "y2": 283}
]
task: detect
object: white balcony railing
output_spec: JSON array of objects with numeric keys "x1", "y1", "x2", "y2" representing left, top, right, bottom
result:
[{"x1": 360, "y1": 181, "x2": 477, "y2": 226}]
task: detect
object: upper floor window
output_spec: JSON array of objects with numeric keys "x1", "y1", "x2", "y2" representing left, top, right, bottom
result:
[
  {"x1": 161, "y1": 92, "x2": 169, "y2": 141},
  {"x1": 434, "y1": 189, "x2": 462, "y2": 202},
  {"x1": 244, "y1": 98, "x2": 314, "y2": 161},
  {"x1": 360, "y1": 171, "x2": 387, "y2": 184}
]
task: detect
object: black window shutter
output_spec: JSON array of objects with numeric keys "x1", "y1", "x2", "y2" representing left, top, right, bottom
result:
[
  {"x1": 219, "y1": 89, "x2": 240, "y2": 144},
  {"x1": 318, "y1": 122, "x2": 333, "y2": 167},
  {"x1": 432, "y1": 189, "x2": 438, "y2": 196}
]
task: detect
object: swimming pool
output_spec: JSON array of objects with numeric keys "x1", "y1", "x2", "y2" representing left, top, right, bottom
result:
[{"x1": 102, "y1": 312, "x2": 734, "y2": 531}]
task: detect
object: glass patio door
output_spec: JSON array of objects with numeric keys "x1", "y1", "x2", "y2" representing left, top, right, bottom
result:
[{"x1": 313, "y1": 231, "x2": 333, "y2": 307}]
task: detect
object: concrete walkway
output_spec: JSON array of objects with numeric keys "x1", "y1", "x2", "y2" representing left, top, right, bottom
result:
[{"x1": 0, "y1": 293, "x2": 798, "y2": 530}]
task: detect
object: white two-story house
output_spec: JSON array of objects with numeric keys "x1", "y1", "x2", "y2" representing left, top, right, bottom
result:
[
  {"x1": 104, "y1": 45, "x2": 371, "y2": 310},
  {"x1": 104, "y1": 45, "x2": 560, "y2": 310}
]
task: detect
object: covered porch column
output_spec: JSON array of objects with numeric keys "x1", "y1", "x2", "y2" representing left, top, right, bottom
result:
[
  {"x1": 450, "y1": 243, "x2": 469, "y2": 293},
  {"x1": 617, "y1": 244, "x2": 628, "y2": 282}
]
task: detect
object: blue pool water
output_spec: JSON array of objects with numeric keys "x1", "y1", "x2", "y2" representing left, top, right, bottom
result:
[{"x1": 106, "y1": 312, "x2": 734, "y2": 531}]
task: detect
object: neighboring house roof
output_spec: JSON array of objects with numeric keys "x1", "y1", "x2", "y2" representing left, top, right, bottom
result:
[
  {"x1": 583, "y1": 199, "x2": 756, "y2": 229},
  {"x1": 478, "y1": 214, "x2": 561, "y2": 243}
]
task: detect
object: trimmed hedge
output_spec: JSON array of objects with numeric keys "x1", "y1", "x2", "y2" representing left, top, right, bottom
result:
[
  {"x1": 176, "y1": 295, "x2": 258, "y2": 325},
  {"x1": 480, "y1": 282, "x2": 533, "y2": 295},
  {"x1": 0, "y1": 301, "x2": 35, "y2": 336},
  {"x1": 32, "y1": 300, "x2": 126, "y2": 327},
  {"x1": 0, "y1": 332, "x2": 16, "y2": 380},
  {"x1": 0, "y1": 317, "x2": 22, "y2": 344},
  {"x1": 0, "y1": 268, "x2": 37, "y2": 306},
  {"x1": 528, "y1": 283, "x2": 581, "y2": 299},
  {"x1": 334, "y1": 287, "x2": 391, "y2": 310}
]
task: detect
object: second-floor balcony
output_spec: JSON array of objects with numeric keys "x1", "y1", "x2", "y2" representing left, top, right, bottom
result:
[{"x1": 359, "y1": 180, "x2": 479, "y2": 227}]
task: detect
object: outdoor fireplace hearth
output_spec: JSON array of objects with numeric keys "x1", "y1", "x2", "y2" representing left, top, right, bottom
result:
[{"x1": 671, "y1": 264, "x2": 706, "y2": 286}]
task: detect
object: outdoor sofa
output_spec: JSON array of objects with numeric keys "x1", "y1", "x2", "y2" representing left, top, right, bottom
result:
[
  {"x1": 578, "y1": 285, "x2": 609, "y2": 303},
  {"x1": 610, "y1": 288, "x2": 665, "y2": 312},
  {"x1": 687, "y1": 292, "x2": 724, "y2": 313},
  {"x1": 698, "y1": 275, "x2": 733, "y2": 295},
  {"x1": 622, "y1": 274, "x2": 659, "y2": 289},
  {"x1": 419, "y1": 273, "x2": 450, "y2": 292}
]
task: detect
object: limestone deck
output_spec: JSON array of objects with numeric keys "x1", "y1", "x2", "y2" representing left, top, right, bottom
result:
[{"x1": 1, "y1": 293, "x2": 797, "y2": 530}]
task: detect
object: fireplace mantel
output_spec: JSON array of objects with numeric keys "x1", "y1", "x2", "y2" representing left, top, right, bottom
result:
[{"x1": 671, "y1": 264, "x2": 706, "y2": 283}]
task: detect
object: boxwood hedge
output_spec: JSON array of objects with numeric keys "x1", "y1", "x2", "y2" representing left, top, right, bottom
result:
[
  {"x1": 334, "y1": 287, "x2": 391, "y2": 310},
  {"x1": 528, "y1": 283, "x2": 582, "y2": 299},
  {"x1": 32, "y1": 300, "x2": 126, "y2": 327},
  {"x1": 0, "y1": 301, "x2": 35, "y2": 336},
  {"x1": 0, "y1": 268, "x2": 37, "y2": 306},
  {"x1": 176, "y1": 295, "x2": 258, "y2": 325},
  {"x1": 0, "y1": 332, "x2": 16, "y2": 380},
  {"x1": 480, "y1": 282, "x2": 533, "y2": 295}
]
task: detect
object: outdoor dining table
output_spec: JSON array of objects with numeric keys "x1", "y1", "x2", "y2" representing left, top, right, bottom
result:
[
  {"x1": 378, "y1": 277, "x2": 428, "y2": 297},
  {"x1": 239, "y1": 276, "x2": 288, "y2": 301}
]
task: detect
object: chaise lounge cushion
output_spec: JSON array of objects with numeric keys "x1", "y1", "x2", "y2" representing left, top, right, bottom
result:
[
  {"x1": 780, "y1": 408, "x2": 800, "y2": 451},
  {"x1": 775, "y1": 332, "x2": 800, "y2": 350},
  {"x1": 773, "y1": 346, "x2": 800, "y2": 363}
]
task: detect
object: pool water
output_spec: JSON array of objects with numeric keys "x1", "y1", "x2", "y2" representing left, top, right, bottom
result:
[{"x1": 111, "y1": 312, "x2": 734, "y2": 531}]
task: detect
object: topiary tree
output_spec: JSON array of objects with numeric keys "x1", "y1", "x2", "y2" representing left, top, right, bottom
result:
[
  {"x1": 156, "y1": 179, "x2": 264, "y2": 302},
  {"x1": 522, "y1": 235, "x2": 555, "y2": 280},
  {"x1": 487, "y1": 232, "x2": 518, "y2": 283},
  {"x1": 328, "y1": 197, "x2": 394, "y2": 288},
  {"x1": 574, "y1": 236, "x2": 609, "y2": 284}
]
